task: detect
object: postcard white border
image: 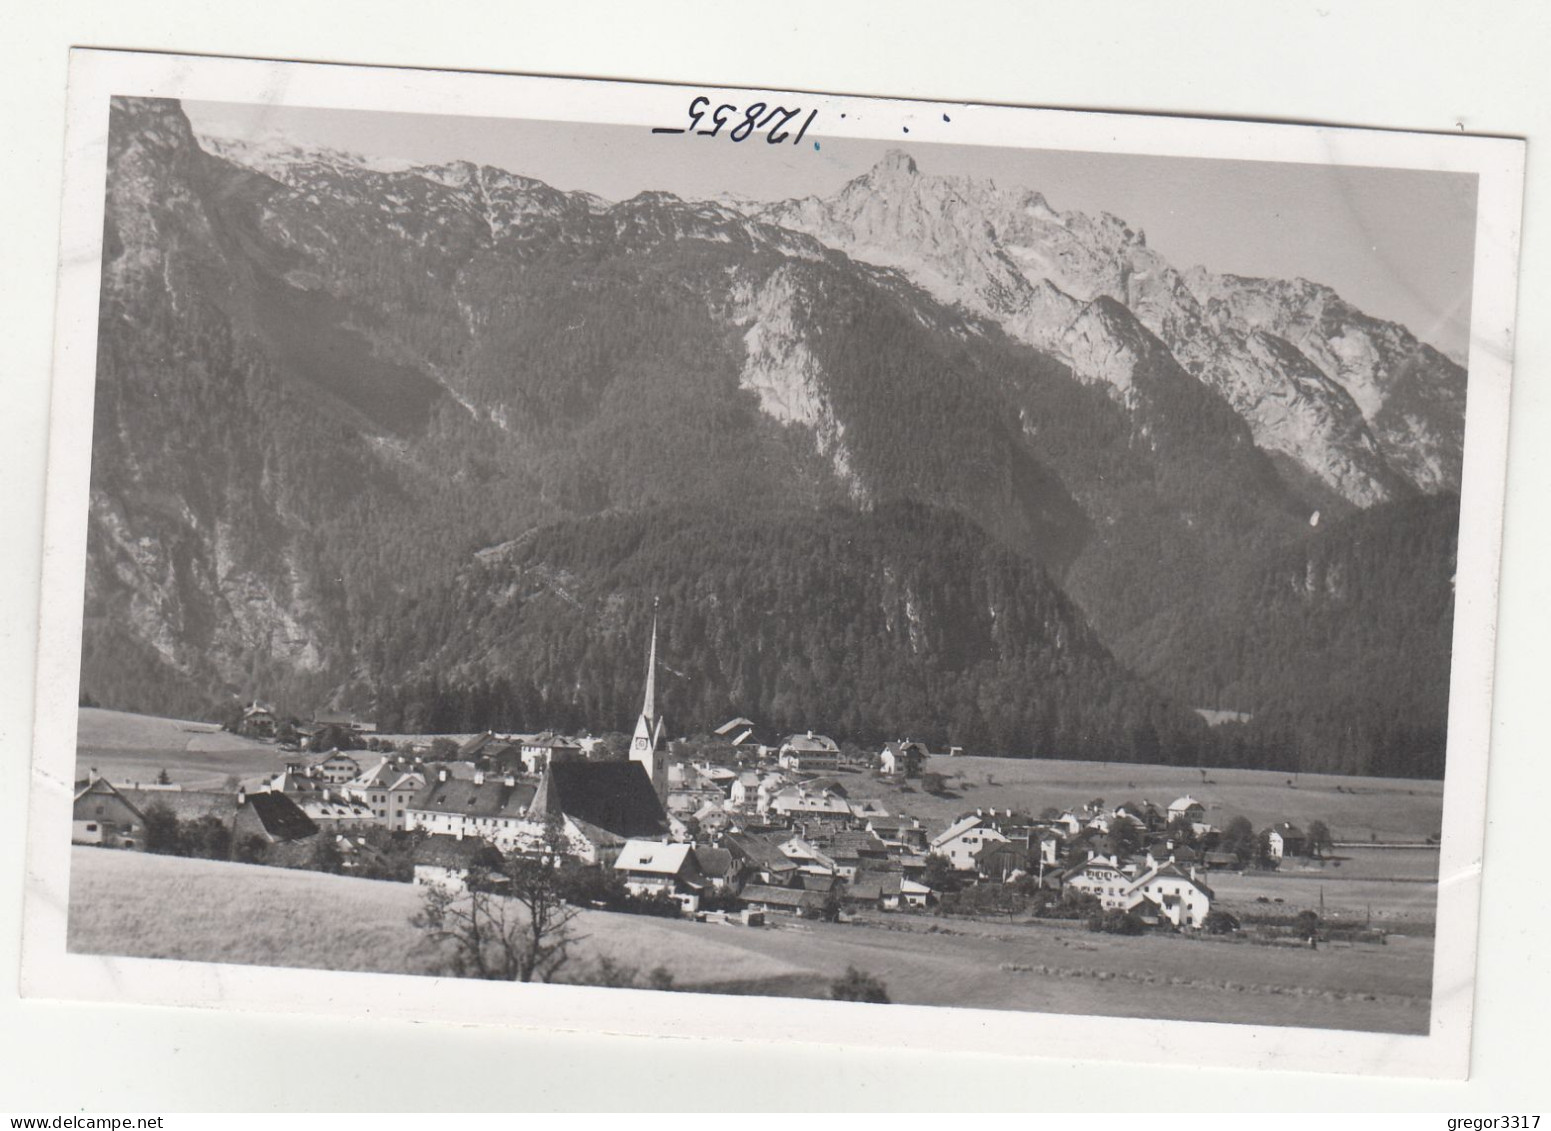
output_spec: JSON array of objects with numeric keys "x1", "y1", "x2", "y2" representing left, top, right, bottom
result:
[{"x1": 23, "y1": 47, "x2": 1526, "y2": 1082}]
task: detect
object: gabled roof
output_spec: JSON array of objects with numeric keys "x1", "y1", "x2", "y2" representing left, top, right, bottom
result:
[
  {"x1": 528, "y1": 761, "x2": 669, "y2": 840},
  {"x1": 714, "y1": 717, "x2": 756, "y2": 737},
  {"x1": 1168, "y1": 796, "x2": 1203, "y2": 812},
  {"x1": 692, "y1": 846, "x2": 735, "y2": 878},
  {"x1": 413, "y1": 834, "x2": 489, "y2": 869},
  {"x1": 456, "y1": 732, "x2": 496, "y2": 759},
  {"x1": 724, "y1": 831, "x2": 799, "y2": 873},
  {"x1": 781, "y1": 733, "x2": 840, "y2": 754},
  {"x1": 73, "y1": 777, "x2": 147, "y2": 822},
  {"x1": 1269, "y1": 821, "x2": 1307, "y2": 838},
  {"x1": 738, "y1": 884, "x2": 827, "y2": 911},
  {"x1": 613, "y1": 839, "x2": 696, "y2": 877},
  {"x1": 245, "y1": 791, "x2": 319, "y2": 842},
  {"x1": 408, "y1": 777, "x2": 537, "y2": 820},
  {"x1": 931, "y1": 814, "x2": 986, "y2": 848}
]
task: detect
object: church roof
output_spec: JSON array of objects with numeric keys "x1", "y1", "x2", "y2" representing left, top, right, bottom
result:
[{"x1": 528, "y1": 761, "x2": 669, "y2": 840}]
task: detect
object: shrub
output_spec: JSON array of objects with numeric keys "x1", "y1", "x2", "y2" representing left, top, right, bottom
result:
[
  {"x1": 830, "y1": 966, "x2": 890, "y2": 1004},
  {"x1": 1088, "y1": 908, "x2": 1147, "y2": 935},
  {"x1": 1203, "y1": 909, "x2": 1240, "y2": 935}
]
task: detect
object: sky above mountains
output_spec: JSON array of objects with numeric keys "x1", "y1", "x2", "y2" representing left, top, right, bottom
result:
[{"x1": 185, "y1": 100, "x2": 1478, "y2": 362}]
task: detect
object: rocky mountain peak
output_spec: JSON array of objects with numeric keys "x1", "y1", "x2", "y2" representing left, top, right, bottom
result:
[{"x1": 875, "y1": 149, "x2": 919, "y2": 178}]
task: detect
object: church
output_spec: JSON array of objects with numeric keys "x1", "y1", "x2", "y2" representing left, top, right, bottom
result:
[{"x1": 517, "y1": 606, "x2": 672, "y2": 862}]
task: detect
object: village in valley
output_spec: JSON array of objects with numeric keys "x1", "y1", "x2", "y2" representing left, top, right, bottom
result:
[{"x1": 70, "y1": 608, "x2": 1442, "y2": 1029}]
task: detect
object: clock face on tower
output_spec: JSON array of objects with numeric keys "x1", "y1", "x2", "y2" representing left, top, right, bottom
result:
[{"x1": 633, "y1": 737, "x2": 648, "y2": 750}]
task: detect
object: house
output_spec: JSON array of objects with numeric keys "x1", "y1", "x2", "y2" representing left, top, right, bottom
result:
[
  {"x1": 975, "y1": 839, "x2": 1036, "y2": 882},
  {"x1": 770, "y1": 787, "x2": 853, "y2": 821},
  {"x1": 867, "y1": 816, "x2": 930, "y2": 853},
  {"x1": 691, "y1": 845, "x2": 738, "y2": 894},
  {"x1": 777, "y1": 732, "x2": 841, "y2": 773},
  {"x1": 776, "y1": 834, "x2": 841, "y2": 876},
  {"x1": 1168, "y1": 796, "x2": 1208, "y2": 827},
  {"x1": 737, "y1": 883, "x2": 828, "y2": 917},
  {"x1": 312, "y1": 751, "x2": 362, "y2": 784},
  {"x1": 238, "y1": 701, "x2": 277, "y2": 739},
  {"x1": 613, "y1": 840, "x2": 704, "y2": 912},
  {"x1": 314, "y1": 710, "x2": 374, "y2": 734},
  {"x1": 691, "y1": 801, "x2": 733, "y2": 836},
  {"x1": 404, "y1": 770, "x2": 538, "y2": 853},
  {"x1": 728, "y1": 771, "x2": 762, "y2": 809},
  {"x1": 295, "y1": 790, "x2": 378, "y2": 833},
  {"x1": 878, "y1": 740, "x2": 929, "y2": 776},
  {"x1": 1266, "y1": 822, "x2": 1309, "y2": 859},
  {"x1": 518, "y1": 732, "x2": 585, "y2": 775},
  {"x1": 344, "y1": 758, "x2": 426, "y2": 831},
  {"x1": 1060, "y1": 858, "x2": 1136, "y2": 910},
  {"x1": 724, "y1": 831, "x2": 801, "y2": 887},
  {"x1": 237, "y1": 789, "x2": 321, "y2": 844},
  {"x1": 899, "y1": 876, "x2": 932, "y2": 908},
  {"x1": 411, "y1": 834, "x2": 490, "y2": 894},
  {"x1": 456, "y1": 732, "x2": 500, "y2": 760},
  {"x1": 72, "y1": 775, "x2": 146, "y2": 848},
  {"x1": 1123, "y1": 862, "x2": 1215, "y2": 928},
  {"x1": 843, "y1": 869, "x2": 904, "y2": 911},
  {"x1": 929, "y1": 815, "x2": 1010, "y2": 871},
  {"x1": 713, "y1": 717, "x2": 760, "y2": 747}
]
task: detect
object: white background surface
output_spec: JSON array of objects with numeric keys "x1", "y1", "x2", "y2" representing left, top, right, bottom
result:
[{"x1": 2, "y1": 1, "x2": 1547, "y2": 1112}]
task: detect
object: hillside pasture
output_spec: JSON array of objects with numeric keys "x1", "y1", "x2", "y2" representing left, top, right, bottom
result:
[
  {"x1": 844, "y1": 755, "x2": 1444, "y2": 842},
  {"x1": 75, "y1": 707, "x2": 294, "y2": 790},
  {"x1": 69, "y1": 848, "x2": 1431, "y2": 1034}
]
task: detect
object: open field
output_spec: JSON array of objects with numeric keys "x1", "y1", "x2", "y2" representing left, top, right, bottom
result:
[
  {"x1": 843, "y1": 755, "x2": 1444, "y2": 843},
  {"x1": 69, "y1": 848, "x2": 1431, "y2": 1034},
  {"x1": 75, "y1": 708, "x2": 299, "y2": 790}
]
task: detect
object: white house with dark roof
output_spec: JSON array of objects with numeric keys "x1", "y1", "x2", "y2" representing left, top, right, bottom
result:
[
  {"x1": 1266, "y1": 821, "x2": 1309, "y2": 859},
  {"x1": 613, "y1": 839, "x2": 704, "y2": 911},
  {"x1": 1124, "y1": 862, "x2": 1214, "y2": 928},
  {"x1": 929, "y1": 815, "x2": 1010, "y2": 871},
  {"x1": 777, "y1": 732, "x2": 841, "y2": 773},
  {"x1": 344, "y1": 758, "x2": 425, "y2": 831}
]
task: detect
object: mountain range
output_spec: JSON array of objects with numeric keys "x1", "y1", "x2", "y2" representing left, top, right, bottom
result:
[{"x1": 79, "y1": 97, "x2": 1462, "y2": 776}]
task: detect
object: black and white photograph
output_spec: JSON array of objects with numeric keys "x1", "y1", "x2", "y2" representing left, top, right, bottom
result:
[{"x1": 20, "y1": 48, "x2": 1525, "y2": 1082}]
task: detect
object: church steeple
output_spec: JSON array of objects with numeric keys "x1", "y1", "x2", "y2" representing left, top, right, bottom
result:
[
  {"x1": 631, "y1": 600, "x2": 666, "y2": 798},
  {"x1": 641, "y1": 607, "x2": 658, "y2": 725}
]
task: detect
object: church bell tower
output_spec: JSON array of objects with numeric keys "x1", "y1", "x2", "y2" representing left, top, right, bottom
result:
[{"x1": 631, "y1": 603, "x2": 667, "y2": 798}]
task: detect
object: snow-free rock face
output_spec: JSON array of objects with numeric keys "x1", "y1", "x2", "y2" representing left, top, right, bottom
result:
[{"x1": 753, "y1": 151, "x2": 1467, "y2": 506}]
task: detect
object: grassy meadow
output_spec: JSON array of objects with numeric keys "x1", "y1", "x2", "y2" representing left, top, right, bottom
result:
[
  {"x1": 845, "y1": 754, "x2": 1444, "y2": 844},
  {"x1": 69, "y1": 847, "x2": 1432, "y2": 1034},
  {"x1": 75, "y1": 708, "x2": 285, "y2": 789}
]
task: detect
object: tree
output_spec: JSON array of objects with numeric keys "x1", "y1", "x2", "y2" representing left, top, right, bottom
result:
[
  {"x1": 921, "y1": 852, "x2": 962, "y2": 893},
  {"x1": 1255, "y1": 830, "x2": 1276, "y2": 871},
  {"x1": 310, "y1": 835, "x2": 345, "y2": 875},
  {"x1": 1221, "y1": 816, "x2": 1256, "y2": 867},
  {"x1": 1295, "y1": 909, "x2": 1321, "y2": 942},
  {"x1": 411, "y1": 820, "x2": 581, "y2": 983},
  {"x1": 142, "y1": 802, "x2": 182, "y2": 856},
  {"x1": 155, "y1": 767, "x2": 172, "y2": 786},
  {"x1": 235, "y1": 835, "x2": 269, "y2": 864},
  {"x1": 1107, "y1": 818, "x2": 1141, "y2": 858},
  {"x1": 921, "y1": 772, "x2": 949, "y2": 795},
  {"x1": 1306, "y1": 820, "x2": 1334, "y2": 859},
  {"x1": 1166, "y1": 815, "x2": 1199, "y2": 847},
  {"x1": 830, "y1": 966, "x2": 890, "y2": 1004},
  {"x1": 182, "y1": 814, "x2": 232, "y2": 861},
  {"x1": 1088, "y1": 908, "x2": 1146, "y2": 935},
  {"x1": 1203, "y1": 909, "x2": 1240, "y2": 935},
  {"x1": 901, "y1": 746, "x2": 926, "y2": 779},
  {"x1": 429, "y1": 737, "x2": 459, "y2": 762}
]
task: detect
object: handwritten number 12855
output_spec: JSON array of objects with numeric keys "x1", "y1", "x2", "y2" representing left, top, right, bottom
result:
[{"x1": 654, "y1": 96, "x2": 817, "y2": 145}]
